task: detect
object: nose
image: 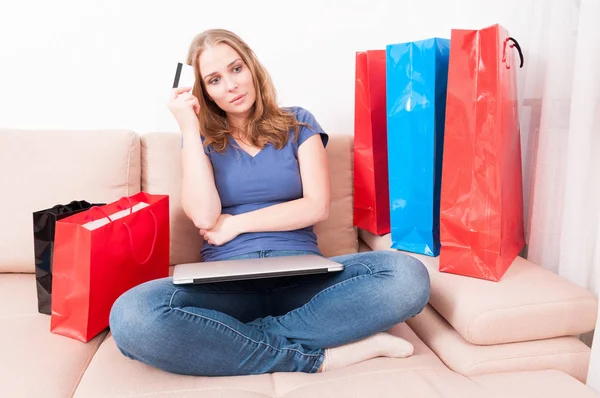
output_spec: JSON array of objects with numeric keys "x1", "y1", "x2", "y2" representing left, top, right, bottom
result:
[{"x1": 225, "y1": 75, "x2": 238, "y2": 92}]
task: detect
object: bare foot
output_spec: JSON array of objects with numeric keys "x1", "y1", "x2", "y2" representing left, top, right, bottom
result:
[{"x1": 318, "y1": 332, "x2": 414, "y2": 372}]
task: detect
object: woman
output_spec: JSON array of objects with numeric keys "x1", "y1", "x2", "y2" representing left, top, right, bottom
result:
[{"x1": 109, "y1": 29, "x2": 430, "y2": 376}]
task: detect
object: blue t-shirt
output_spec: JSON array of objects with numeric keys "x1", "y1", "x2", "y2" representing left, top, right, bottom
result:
[{"x1": 199, "y1": 106, "x2": 329, "y2": 261}]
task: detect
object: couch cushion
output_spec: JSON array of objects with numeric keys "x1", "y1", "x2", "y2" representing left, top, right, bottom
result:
[
  {"x1": 359, "y1": 230, "x2": 598, "y2": 345},
  {"x1": 141, "y1": 132, "x2": 204, "y2": 265},
  {"x1": 469, "y1": 370, "x2": 600, "y2": 398},
  {"x1": 141, "y1": 133, "x2": 358, "y2": 265},
  {"x1": 0, "y1": 129, "x2": 141, "y2": 273},
  {"x1": 0, "y1": 273, "x2": 39, "y2": 316},
  {"x1": 279, "y1": 368, "x2": 468, "y2": 397},
  {"x1": 271, "y1": 323, "x2": 447, "y2": 396},
  {"x1": 0, "y1": 274, "x2": 106, "y2": 398},
  {"x1": 73, "y1": 322, "x2": 443, "y2": 397},
  {"x1": 74, "y1": 333, "x2": 275, "y2": 397},
  {"x1": 281, "y1": 369, "x2": 599, "y2": 398},
  {"x1": 1, "y1": 316, "x2": 107, "y2": 398},
  {"x1": 312, "y1": 133, "x2": 358, "y2": 257},
  {"x1": 406, "y1": 304, "x2": 591, "y2": 383}
]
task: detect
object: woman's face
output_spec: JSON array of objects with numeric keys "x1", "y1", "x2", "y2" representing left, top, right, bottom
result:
[{"x1": 199, "y1": 43, "x2": 256, "y2": 119}]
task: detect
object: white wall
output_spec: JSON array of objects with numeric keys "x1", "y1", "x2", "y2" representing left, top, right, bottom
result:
[{"x1": 0, "y1": 0, "x2": 535, "y2": 136}]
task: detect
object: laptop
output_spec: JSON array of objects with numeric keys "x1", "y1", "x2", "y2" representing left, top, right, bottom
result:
[{"x1": 172, "y1": 254, "x2": 344, "y2": 285}]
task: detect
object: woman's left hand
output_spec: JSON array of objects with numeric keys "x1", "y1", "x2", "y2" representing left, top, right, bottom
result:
[{"x1": 199, "y1": 214, "x2": 241, "y2": 246}]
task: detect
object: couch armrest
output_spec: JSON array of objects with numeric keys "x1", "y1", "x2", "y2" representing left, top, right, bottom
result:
[
  {"x1": 407, "y1": 305, "x2": 591, "y2": 382},
  {"x1": 357, "y1": 228, "x2": 598, "y2": 345}
]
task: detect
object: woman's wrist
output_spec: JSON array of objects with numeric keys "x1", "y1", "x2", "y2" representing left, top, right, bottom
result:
[
  {"x1": 230, "y1": 214, "x2": 247, "y2": 235},
  {"x1": 181, "y1": 127, "x2": 200, "y2": 138}
]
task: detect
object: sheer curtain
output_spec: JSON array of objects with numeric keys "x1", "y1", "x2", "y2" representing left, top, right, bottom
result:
[{"x1": 519, "y1": 0, "x2": 599, "y2": 390}]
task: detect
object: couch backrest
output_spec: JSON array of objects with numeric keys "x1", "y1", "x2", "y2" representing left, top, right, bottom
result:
[
  {"x1": 0, "y1": 129, "x2": 357, "y2": 273},
  {"x1": 141, "y1": 132, "x2": 358, "y2": 265},
  {"x1": 0, "y1": 129, "x2": 141, "y2": 273}
]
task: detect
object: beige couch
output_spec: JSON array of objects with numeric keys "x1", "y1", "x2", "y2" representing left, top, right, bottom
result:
[{"x1": 1, "y1": 129, "x2": 598, "y2": 397}]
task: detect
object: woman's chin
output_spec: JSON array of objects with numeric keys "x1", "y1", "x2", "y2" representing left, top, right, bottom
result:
[{"x1": 224, "y1": 103, "x2": 254, "y2": 119}]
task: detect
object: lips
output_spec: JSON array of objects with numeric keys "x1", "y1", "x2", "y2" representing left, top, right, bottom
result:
[{"x1": 230, "y1": 94, "x2": 246, "y2": 103}]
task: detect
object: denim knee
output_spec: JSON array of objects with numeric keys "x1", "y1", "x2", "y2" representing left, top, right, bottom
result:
[
  {"x1": 391, "y1": 253, "x2": 431, "y2": 317},
  {"x1": 109, "y1": 278, "x2": 172, "y2": 357},
  {"x1": 109, "y1": 286, "x2": 141, "y2": 356},
  {"x1": 362, "y1": 251, "x2": 431, "y2": 323},
  {"x1": 109, "y1": 294, "x2": 133, "y2": 357}
]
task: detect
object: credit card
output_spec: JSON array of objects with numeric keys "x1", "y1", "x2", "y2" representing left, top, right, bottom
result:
[{"x1": 172, "y1": 62, "x2": 196, "y2": 90}]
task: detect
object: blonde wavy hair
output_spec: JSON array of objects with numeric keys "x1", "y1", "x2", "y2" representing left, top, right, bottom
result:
[{"x1": 186, "y1": 29, "x2": 307, "y2": 153}]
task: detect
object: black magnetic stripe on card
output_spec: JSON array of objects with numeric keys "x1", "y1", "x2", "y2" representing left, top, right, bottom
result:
[{"x1": 173, "y1": 62, "x2": 183, "y2": 88}]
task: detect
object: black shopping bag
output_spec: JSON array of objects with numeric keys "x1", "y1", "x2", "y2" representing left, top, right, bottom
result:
[{"x1": 32, "y1": 200, "x2": 104, "y2": 315}]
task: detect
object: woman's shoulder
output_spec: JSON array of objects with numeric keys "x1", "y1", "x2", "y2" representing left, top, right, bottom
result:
[
  {"x1": 282, "y1": 106, "x2": 317, "y2": 123},
  {"x1": 282, "y1": 106, "x2": 329, "y2": 148}
]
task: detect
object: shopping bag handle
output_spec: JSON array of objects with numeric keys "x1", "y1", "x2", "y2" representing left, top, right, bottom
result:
[
  {"x1": 84, "y1": 197, "x2": 134, "y2": 223},
  {"x1": 116, "y1": 196, "x2": 135, "y2": 214},
  {"x1": 87, "y1": 197, "x2": 158, "y2": 264},
  {"x1": 122, "y1": 209, "x2": 158, "y2": 265},
  {"x1": 85, "y1": 206, "x2": 113, "y2": 222},
  {"x1": 503, "y1": 37, "x2": 524, "y2": 69}
]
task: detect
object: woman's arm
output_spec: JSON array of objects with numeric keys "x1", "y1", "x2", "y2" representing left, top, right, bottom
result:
[
  {"x1": 168, "y1": 87, "x2": 222, "y2": 230},
  {"x1": 231, "y1": 134, "x2": 330, "y2": 233},
  {"x1": 180, "y1": 130, "x2": 222, "y2": 230}
]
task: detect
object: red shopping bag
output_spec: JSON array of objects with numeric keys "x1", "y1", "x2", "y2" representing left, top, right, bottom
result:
[
  {"x1": 50, "y1": 192, "x2": 170, "y2": 342},
  {"x1": 439, "y1": 24, "x2": 525, "y2": 281},
  {"x1": 353, "y1": 50, "x2": 390, "y2": 235}
]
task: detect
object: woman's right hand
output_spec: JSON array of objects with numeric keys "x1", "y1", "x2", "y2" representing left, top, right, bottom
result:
[{"x1": 168, "y1": 87, "x2": 201, "y2": 133}]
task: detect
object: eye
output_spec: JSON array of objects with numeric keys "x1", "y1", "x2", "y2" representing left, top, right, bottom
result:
[
  {"x1": 232, "y1": 65, "x2": 242, "y2": 73},
  {"x1": 209, "y1": 77, "x2": 220, "y2": 85}
]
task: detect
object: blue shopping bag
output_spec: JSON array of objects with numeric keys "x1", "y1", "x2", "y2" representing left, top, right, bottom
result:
[{"x1": 385, "y1": 37, "x2": 450, "y2": 256}]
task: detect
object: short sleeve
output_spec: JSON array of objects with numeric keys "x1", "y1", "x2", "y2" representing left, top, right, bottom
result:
[
  {"x1": 293, "y1": 107, "x2": 329, "y2": 149},
  {"x1": 199, "y1": 135, "x2": 211, "y2": 156}
]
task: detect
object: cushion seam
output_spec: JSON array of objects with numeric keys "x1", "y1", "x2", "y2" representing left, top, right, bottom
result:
[
  {"x1": 465, "y1": 349, "x2": 591, "y2": 373},
  {"x1": 0, "y1": 313, "x2": 42, "y2": 319},
  {"x1": 125, "y1": 131, "x2": 135, "y2": 196},
  {"x1": 129, "y1": 387, "x2": 273, "y2": 397},
  {"x1": 68, "y1": 331, "x2": 109, "y2": 397},
  {"x1": 277, "y1": 365, "x2": 445, "y2": 396}
]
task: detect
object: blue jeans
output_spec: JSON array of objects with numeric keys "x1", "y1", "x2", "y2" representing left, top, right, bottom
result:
[{"x1": 109, "y1": 250, "x2": 430, "y2": 376}]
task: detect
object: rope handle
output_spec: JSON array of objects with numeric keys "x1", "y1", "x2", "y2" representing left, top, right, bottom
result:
[
  {"x1": 84, "y1": 206, "x2": 113, "y2": 223},
  {"x1": 84, "y1": 196, "x2": 157, "y2": 265},
  {"x1": 123, "y1": 209, "x2": 158, "y2": 265},
  {"x1": 503, "y1": 37, "x2": 524, "y2": 69},
  {"x1": 116, "y1": 196, "x2": 135, "y2": 215},
  {"x1": 84, "y1": 196, "x2": 134, "y2": 223}
]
